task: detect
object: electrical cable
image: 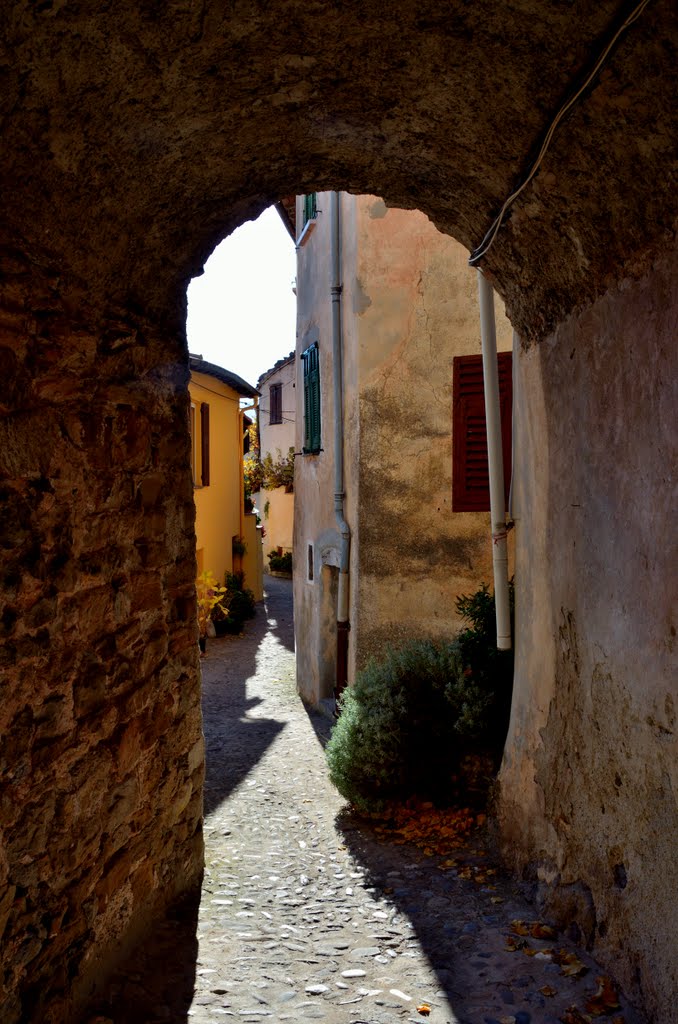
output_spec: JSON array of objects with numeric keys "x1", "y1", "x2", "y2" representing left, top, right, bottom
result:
[{"x1": 468, "y1": 0, "x2": 653, "y2": 267}]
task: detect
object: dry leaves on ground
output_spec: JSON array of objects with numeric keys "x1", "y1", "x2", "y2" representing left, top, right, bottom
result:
[
  {"x1": 373, "y1": 801, "x2": 483, "y2": 858},
  {"x1": 560, "y1": 1009, "x2": 624, "y2": 1024},
  {"x1": 505, "y1": 939, "x2": 589, "y2": 977},
  {"x1": 510, "y1": 919, "x2": 558, "y2": 939}
]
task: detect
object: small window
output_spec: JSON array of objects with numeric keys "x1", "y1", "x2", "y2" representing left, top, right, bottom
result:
[
  {"x1": 269, "y1": 383, "x2": 282, "y2": 425},
  {"x1": 307, "y1": 543, "x2": 314, "y2": 582},
  {"x1": 302, "y1": 342, "x2": 321, "y2": 454},
  {"x1": 452, "y1": 353, "x2": 512, "y2": 512},
  {"x1": 189, "y1": 403, "x2": 197, "y2": 483},
  {"x1": 303, "y1": 193, "x2": 317, "y2": 227},
  {"x1": 297, "y1": 193, "x2": 318, "y2": 245}
]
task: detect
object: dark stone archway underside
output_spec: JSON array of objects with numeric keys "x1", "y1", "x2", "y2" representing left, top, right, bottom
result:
[{"x1": 1, "y1": 0, "x2": 676, "y2": 342}]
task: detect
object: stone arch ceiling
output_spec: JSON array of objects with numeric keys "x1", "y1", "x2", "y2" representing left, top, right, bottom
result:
[{"x1": 1, "y1": 0, "x2": 676, "y2": 342}]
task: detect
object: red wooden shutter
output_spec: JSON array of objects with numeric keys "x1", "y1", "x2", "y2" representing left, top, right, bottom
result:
[
  {"x1": 200, "y1": 402, "x2": 210, "y2": 486},
  {"x1": 452, "y1": 352, "x2": 512, "y2": 512}
]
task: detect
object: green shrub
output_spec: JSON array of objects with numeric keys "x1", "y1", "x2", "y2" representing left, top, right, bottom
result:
[
  {"x1": 213, "y1": 571, "x2": 256, "y2": 634},
  {"x1": 326, "y1": 638, "x2": 490, "y2": 813},
  {"x1": 325, "y1": 583, "x2": 514, "y2": 813},
  {"x1": 268, "y1": 550, "x2": 293, "y2": 574},
  {"x1": 454, "y1": 580, "x2": 515, "y2": 752}
]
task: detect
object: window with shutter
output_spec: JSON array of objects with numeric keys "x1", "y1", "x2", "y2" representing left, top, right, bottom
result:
[
  {"x1": 189, "y1": 403, "x2": 197, "y2": 484},
  {"x1": 269, "y1": 383, "x2": 282, "y2": 424},
  {"x1": 297, "y1": 193, "x2": 319, "y2": 245},
  {"x1": 452, "y1": 352, "x2": 512, "y2": 512},
  {"x1": 303, "y1": 193, "x2": 317, "y2": 226},
  {"x1": 200, "y1": 402, "x2": 210, "y2": 486},
  {"x1": 302, "y1": 342, "x2": 321, "y2": 454}
]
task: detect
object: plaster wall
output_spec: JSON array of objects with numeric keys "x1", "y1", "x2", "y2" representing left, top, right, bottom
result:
[
  {"x1": 258, "y1": 357, "x2": 296, "y2": 458},
  {"x1": 241, "y1": 513, "x2": 264, "y2": 602},
  {"x1": 258, "y1": 357, "x2": 296, "y2": 564},
  {"x1": 294, "y1": 192, "x2": 514, "y2": 697},
  {"x1": 261, "y1": 487, "x2": 294, "y2": 564},
  {"x1": 293, "y1": 194, "x2": 341, "y2": 704},
  {"x1": 190, "y1": 372, "x2": 244, "y2": 584},
  {"x1": 498, "y1": 245, "x2": 678, "y2": 1023},
  {"x1": 353, "y1": 196, "x2": 514, "y2": 669}
]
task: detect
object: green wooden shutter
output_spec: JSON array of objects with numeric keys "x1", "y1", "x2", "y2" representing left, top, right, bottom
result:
[
  {"x1": 303, "y1": 193, "x2": 317, "y2": 225},
  {"x1": 303, "y1": 343, "x2": 321, "y2": 453}
]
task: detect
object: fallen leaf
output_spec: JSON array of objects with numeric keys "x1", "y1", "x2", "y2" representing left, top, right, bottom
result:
[
  {"x1": 554, "y1": 949, "x2": 589, "y2": 978},
  {"x1": 416, "y1": 1004, "x2": 431, "y2": 1016},
  {"x1": 585, "y1": 976, "x2": 621, "y2": 1016},
  {"x1": 511, "y1": 919, "x2": 558, "y2": 940},
  {"x1": 560, "y1": 1008, "x2": 592, "y2": 1024},
  {"x1": 505, "y1": 935, "x2": 528, "y2": 952},
  {"x1": 491, "y1": 896, "x2": 504, "y2": 904},
  {"x1": 532, "y1": 922, "x2": 558, "y2": 939},
  {"x1": 540, "y1": 984, "x2": 557, "y2": 997}
]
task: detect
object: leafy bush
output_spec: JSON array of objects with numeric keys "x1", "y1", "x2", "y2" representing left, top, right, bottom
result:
[
  {"x1": 244, "y1": 447, "x2": 295, "y2": 496},
  {"x1": 326, "y1": 638, "x2": 491, "y2": 813},
  {"x1": 454, "y1": 580, "x2": 515, "y2": 752},
  {"x1": 325, "y1": 583, "x2": 514, "y2": 813},
  {"x1": 212, "y1": 571, "x2": 256, "y2": 634},
  {"x1": 268, "y1": 550, "x2": 293, "y2": 574}
]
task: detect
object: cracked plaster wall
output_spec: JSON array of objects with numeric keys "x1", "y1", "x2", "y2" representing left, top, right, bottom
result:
[
  {"x1": 352, "y1": 197, "x2": 514, "y2": 668},
  {"x1": 499, "y1": 243, "x2": 678, "y2": 1023}
]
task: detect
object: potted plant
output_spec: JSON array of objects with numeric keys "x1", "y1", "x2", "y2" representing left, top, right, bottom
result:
[{"x1": 196, "y1": 570, "x2": 228, "y2": 656}]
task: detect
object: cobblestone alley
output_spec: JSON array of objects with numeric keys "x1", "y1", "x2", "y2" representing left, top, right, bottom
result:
[{"x1": 94, "y1": 577, "x2": 643, "y2": 1024}]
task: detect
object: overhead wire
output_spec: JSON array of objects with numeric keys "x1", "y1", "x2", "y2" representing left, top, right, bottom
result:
[{"x1": 468, "y1": 0, "x2": 654, "y2": 267}]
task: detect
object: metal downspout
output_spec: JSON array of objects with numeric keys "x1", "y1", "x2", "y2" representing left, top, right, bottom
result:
[
  {"x1": 330, "y1": 191, "x2": 351, "y2": 703},
  {"x1": 477, "y1": 270, "x2": 512, "y2": 650}
]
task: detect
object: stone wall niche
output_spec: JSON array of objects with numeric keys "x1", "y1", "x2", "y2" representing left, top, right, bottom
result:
[
  {"x1": 498, "y1": 244, "x2": 678, "y2": 1024},
  {"x1": 0, "y1": 252, "x2": 204, "y2": 1023}
]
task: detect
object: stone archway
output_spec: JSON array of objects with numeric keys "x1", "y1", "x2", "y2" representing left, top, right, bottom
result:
[{"x1": 1, "y1": 1, "x2": 676, "y2": 1020}]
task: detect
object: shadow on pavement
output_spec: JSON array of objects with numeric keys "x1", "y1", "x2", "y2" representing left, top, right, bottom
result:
[
  {"x1": 84, "y1": 578, "x2": 296, "y2": 1022},
  {"x1": 84, "y1": 889, "x2": 200, "y2": 1024},
  {"x1": 202, "y1": 580, "x2": 292, "y2": 816}
]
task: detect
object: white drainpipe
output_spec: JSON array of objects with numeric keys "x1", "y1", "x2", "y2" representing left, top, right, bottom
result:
[
  {"x1": 330, "y1": 191, "x2": 351, "y2": 697},
  {"x1": 477, "y1": 270, "x2": 512, "y2": 650}
]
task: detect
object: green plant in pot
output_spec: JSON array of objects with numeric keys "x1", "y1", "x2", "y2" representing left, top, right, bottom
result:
[
  {"x1": 213, "y1": 571, "x2": 257, "y2": 635},
  {"x1": 268, "y1": 550, "x2": 293, "y2": 574}
]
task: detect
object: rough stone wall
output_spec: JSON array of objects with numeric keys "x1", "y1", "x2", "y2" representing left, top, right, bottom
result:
[
  {"x1": 0, "y1": 249, "x2": 204, "y2": 1022},
  {"x1": 1, "y1": 1, "x2": 675, "y2": 344},
  {"x1": 498, "y1": 244, "x2": 678, "y2": 1024}
]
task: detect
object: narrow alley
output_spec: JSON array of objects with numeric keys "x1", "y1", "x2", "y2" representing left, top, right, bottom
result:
[{"x1": 94, "y1": 578, "x2": 643, "y2": 1024}]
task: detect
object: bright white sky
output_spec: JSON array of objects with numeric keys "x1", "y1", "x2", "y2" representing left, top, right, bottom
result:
[{"x1": 186, "y1": 206, "x2": 297, "y2": 389}]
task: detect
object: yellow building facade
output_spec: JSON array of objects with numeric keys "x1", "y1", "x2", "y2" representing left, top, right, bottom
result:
[{"x1": 189, "y1": 356, "x2": 263, "y2": 600}]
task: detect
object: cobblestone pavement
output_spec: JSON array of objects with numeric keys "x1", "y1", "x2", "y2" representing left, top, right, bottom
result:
[{"x1": 92, "y1": 577, "x2": 644, "y2": 1024}]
